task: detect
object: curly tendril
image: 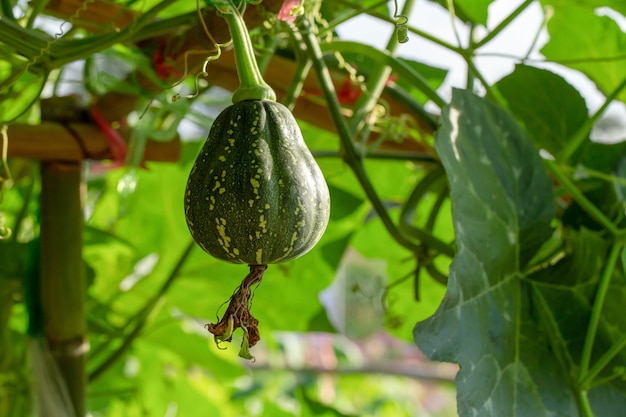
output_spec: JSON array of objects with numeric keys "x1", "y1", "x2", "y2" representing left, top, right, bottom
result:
[{"x1": 393, "y1": 0, "x2": 409, "y2": 44}]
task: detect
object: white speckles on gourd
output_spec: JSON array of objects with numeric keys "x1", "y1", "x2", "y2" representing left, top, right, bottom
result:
[
  {"x1": 250, "y1": 178, "x2": 260, "y2": 193},
  {"x1": 259, "y1": 215, "x2": 267, "y2": 232},
  {"x1": 184, "y1": 100, "x2": 330, "y2": 265}
]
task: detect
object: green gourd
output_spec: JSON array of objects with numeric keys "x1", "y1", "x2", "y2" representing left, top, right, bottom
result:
[
  {"x1": 184, "y1": 99, "x2": 330, "y2": 265},
  {"x1": 183, "y1": 2, "x2": 329, "y2": 359}
]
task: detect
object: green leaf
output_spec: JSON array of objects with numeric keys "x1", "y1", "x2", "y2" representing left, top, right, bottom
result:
[
  {"x1": 396, "y1": 58, "x2": 448, "y2": 104},
  {"x1": 495, "y1": 64, "x2": 589, "y2": 156},
  {"x1": 574, "y1": 140, "x2": 626, "y2": 172},
  {"x1": 541, "y1": 0, "x2": 626, "y2": 17},
  {"x1": 427, "y1": 0, "x2": 493, "y2": 25},
  {"x1": 414, "y1": 89, "x2": 556, "y2": 416},
  {"x1": 540, "y1": 5, "x2": 626, "y2": 102},
  {"x1": 328, "y1": 185, "x2": 364, "y2": 221}
]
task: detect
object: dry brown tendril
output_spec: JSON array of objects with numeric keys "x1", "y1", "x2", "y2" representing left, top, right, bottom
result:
[{"x1": 205, "y1": 264, "x2": 267, "y2": 359}]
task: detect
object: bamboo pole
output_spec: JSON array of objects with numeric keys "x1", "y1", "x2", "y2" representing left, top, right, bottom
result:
[
  {"x1": 6, "y1": 122, "x2": 180, "y2": 162},
  {"x1": 39, "y1": 161, "x2": 86, "y2": 417}
]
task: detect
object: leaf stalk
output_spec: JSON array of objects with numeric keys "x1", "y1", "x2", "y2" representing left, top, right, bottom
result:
[
  {"x1": 578, "y1": 239, "x2": 623, "y2": 387},
  {"x1": 544, "y1": 160, "x2": 625, "y2": 237}
]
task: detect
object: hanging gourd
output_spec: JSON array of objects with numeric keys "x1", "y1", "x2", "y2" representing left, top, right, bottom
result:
[{"x1": 184, "y1": 1, "x2": 330, "y2": 358}]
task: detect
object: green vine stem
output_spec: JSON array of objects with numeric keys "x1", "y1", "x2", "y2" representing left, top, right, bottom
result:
[
  {"x1": 0, "y1": 0, "x2": 186, "y2": 76},
  {"x1": 399, "y1": 167, "x2": 455, "y2": 257},
  {"x1": 445, "y1": 0, "x2": 463, "y2": 48},
  {"x1": 365, "y1": 9, "x2": 461, "y2": 53},
  {"x1": 324, "y1": 41, "x2": 446, "y2": 109},
  {"x1": 347, "y1": 0, "x2": 416, "y2": 132},
  {"x1": 329, "y1": 1, "x2": 461, "y2": 54},
  {"x1": 319, "y1": 0, "x2": 388, "y2": 37},
  {"x1": 578, "y1": 239, "x2": 624, "y2": 387},
  {"x1": 217, "y1": 3, "x2": 276, "y2": 102},
  {"x1": 283, "y1": 25, "x2": 314, "y2": 110},
  {"x1": 466, "y1": 57, "x2": 506, "y2": 107},
  {"x1": 471, "y1": 0, "x2": 534, "y2": 49},
  {"x1": 301, "y1": 19, "x2": 420, "y2": 254},
  {"x1": 313, "y1": 150, "x2": 438, "y2": 163},
  {"x1": 544, "y1": 159, "x2": 625, "y2": 237},
  {"x1": 582, "y1": 334, "x2": 626, "y2": 389},
  {"x1": 522, "y1": 3, "x2": 552, "y2": 62},
  {"x1": 577, "y1": 391, "x2": 596, "y2": 417}
]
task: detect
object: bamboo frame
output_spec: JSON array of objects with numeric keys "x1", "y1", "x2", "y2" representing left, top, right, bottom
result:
[
  {"x1": 3, "y1": 4, "x2": 438, "y2": 416},
  {"x1": 39, "y1": 161, "x2": 86, "y2": 416},
  {"x1": 35, "y1": 0, "x2": 435, "y2": 160},
  {"x1": 6, "y1": 123, "x2": 180, "y2": 162}
]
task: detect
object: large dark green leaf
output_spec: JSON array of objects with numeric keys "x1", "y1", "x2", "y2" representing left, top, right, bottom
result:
[
  {"x1": 495, "y1": 64, "x2": 588, "y2": 156},
  {"x1": 540, "y1": 4, "x2": 626, "y2": 102},
  {"x1": 414, "y1": 89, "x2": 556, "y2": 416},
  {"x1": 529, "y1": 227, "x2": 626, "y2": 416}
]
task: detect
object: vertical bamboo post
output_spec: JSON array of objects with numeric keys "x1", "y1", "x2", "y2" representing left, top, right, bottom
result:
[{"x1": 40, "y1": 161, "x2": 86, "y2": 417}]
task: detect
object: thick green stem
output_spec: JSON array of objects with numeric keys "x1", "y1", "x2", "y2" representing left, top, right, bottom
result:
[
  {"x1": 302, "y1": 20, "x2": 420, "y2": 254},
  {"x1": 578, "y1": 239, "x2": 623, "y2": 386},
  {"x1": 40, "y1": 161, "x2": 86, "y2": 417},
  {"x1": 577, "y1": 390, "x2": 596, "y2": 417},
  {"x1": 218, "y1": 4, "x2": 276, "y2": 102}
]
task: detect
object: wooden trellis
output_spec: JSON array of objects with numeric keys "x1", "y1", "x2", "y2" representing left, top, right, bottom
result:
[{"x1": 3, "y1": 1, "x2": 438, "y2": 415}]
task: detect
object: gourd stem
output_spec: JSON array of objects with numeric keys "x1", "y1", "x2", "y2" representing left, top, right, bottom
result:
[{"x1": 218, "y1": 3, "x2": 276, "y2": 102}]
